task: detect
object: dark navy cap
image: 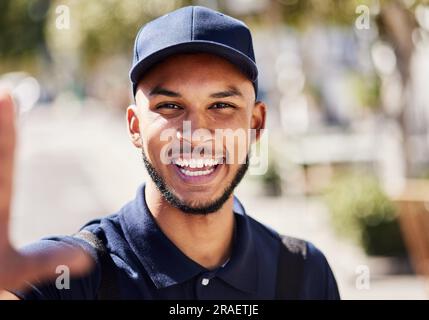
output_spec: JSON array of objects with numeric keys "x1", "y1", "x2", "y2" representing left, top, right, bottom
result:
[{"x1": 130, "y1": 6, "x2": 258, "y2": 97}]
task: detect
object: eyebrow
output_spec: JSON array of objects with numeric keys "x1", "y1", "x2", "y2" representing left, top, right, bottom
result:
[
  {"x1": 149, "y1": 86, "x2": 181, "y2": 97},
  {"x1": 209, "y1": 86, "x2": 243, "y2": 99},
  {"x1": 149, "y1": 85, "x2": 243, "y2": 99}
]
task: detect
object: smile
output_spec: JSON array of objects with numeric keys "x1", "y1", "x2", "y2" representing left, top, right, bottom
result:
[
  {"x1": 173, "y1": 158, "x2": 221, "y2": 177},
  {"x1": 171, "y1": 156, "x2": 225, "y2": 184}
]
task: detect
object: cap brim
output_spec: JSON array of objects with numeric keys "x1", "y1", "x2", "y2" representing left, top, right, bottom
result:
[{"x1": 130, "y1": 41, "x2": 258, "y2": 93}]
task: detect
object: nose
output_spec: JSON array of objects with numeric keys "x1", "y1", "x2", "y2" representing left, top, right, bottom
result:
[
  {"x1": 176, "y1": 112, "x2": 215, "y2": 145},
  {"x1": 175, "y1": 112, "x2": 218, "y2": 159}
]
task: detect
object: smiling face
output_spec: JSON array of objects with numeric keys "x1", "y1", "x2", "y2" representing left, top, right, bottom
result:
[{"x1": 127, "y1": 53, "x2": 266, "y2": 214}]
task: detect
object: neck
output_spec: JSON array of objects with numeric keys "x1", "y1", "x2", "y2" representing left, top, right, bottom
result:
[{"x1": 145, "y1": 180, "x2": 235, "y2": 270}]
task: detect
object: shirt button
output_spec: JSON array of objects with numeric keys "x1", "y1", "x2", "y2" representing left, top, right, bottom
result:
[{"x1": 201, "y1": 278, "x2": 210, "y2": 286}]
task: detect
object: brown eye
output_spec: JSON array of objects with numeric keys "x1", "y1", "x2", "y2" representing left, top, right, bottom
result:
[
  {"x1": 156, "y1": 103, "x2": 182, "y2": 110},
  {"x1": 210, "y1": 103, "x2": 235, "y2": 109}
]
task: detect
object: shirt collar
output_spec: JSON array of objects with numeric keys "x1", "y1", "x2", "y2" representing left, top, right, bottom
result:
[{"x1": 119, "y1": 184, "x2": 258, "y2": 294}]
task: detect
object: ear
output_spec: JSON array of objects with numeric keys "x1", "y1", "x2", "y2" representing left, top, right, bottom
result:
[
  {"x1": 250, "y1": 101, "x2": 266, "y2": 143},
  {"x1": 126, "y1": 104, "x2": 142, "y2": 148}
]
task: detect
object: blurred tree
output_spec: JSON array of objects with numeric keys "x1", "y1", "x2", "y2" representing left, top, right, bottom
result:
[
  {"x1": 376, "y1": 1, "x2": 418, "y2": 177},
  {"x1": 46, "y1": 0, "x2": 189, "y2": 65},
  {"x1": 291, "y1": 0, "x2": 425, "y2": 178},
  {"x1": 0, "y1": 0, "x2": 50, "y2": 63}
]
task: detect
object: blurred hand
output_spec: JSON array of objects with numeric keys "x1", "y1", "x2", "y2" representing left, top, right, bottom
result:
[{"x1": 0, "y1": 91, "x2": 93, "y2": 292}]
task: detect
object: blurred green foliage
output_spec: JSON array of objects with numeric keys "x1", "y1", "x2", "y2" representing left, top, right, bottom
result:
[
  {"x1": 2, "y1": 0, "x2": 427, "y2": 71},
  {"x1": 0, "y1": 0, "x2": 49, "y2": 59},
  {"x1": 273, "y1": 0, "x2": 374, "y2": 27},
  {"x1": 0, "y1": 0, "x2": 189, "y2": 68},
  {"x1": 274, "y1": 0, "x2": 428, "y2": 28},
  {"x1": 325, "y1": 171, "x2": 407, "y2": 256},
  {"x1": 47, "y1": 0, "x2": 183, "y2": 61}
]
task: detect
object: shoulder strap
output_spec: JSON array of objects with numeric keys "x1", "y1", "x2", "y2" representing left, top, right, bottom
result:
[
  {"x1": 73, "y1": 230, "x2": 119, "y2": 300},
  {"x1": 275, "y1": 235, "x2": 307, "y2": 300},
  {"x1": 73, "y1": 230, "x2": 305, "y2": 299}
]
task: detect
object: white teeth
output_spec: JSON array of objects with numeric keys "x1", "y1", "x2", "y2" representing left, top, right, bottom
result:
[
  {"x1": 174, "y1": 158, "x2": 222, "y2": 168},
  {"x1": 189, "y1": 158, "x2": 197, "y2": 168},
  {"x1": 197, "y1": 159, "x2": 204, "y2": 168},
  {"x1": 179, "y1": 167, "x2": 215, "y2": 177}
]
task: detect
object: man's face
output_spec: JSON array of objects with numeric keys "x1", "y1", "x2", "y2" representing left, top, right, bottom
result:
[{"x1": 128, "y1": 53, "x2": 265, "y2": 214}]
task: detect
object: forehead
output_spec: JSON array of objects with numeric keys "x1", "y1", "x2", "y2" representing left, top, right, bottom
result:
[{"x1": 136, "y1": 53, "x2": 253, "y2": 93}]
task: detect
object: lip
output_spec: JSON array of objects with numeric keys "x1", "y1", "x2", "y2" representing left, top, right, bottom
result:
[{"x1": 171, "y1": 162, "x2": 223, "y2": 185}]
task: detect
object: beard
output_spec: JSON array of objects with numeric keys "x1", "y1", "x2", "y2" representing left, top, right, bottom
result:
[{"x1": 141, "y1": 149, "x2": 249, "y2": 215}]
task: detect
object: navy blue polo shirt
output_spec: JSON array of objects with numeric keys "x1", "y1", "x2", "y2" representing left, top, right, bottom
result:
[{"x1": 12, "y1": 184, "x2": 340, "y2": 300}]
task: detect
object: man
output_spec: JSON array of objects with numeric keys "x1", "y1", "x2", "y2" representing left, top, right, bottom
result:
[{"x1": 0, "y1": 6, "x2": 339, "y2": 300}]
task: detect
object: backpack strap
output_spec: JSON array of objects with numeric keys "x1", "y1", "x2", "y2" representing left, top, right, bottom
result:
[
  {"x1": 275, "y1": 235, "x2": 307, "y2": 299},
  {"x1": 72, "y1": 230, "x2": 305, "y2": 299},
  {"x1": 73, "y1": 230, "x2": 119, "y2": 300}
]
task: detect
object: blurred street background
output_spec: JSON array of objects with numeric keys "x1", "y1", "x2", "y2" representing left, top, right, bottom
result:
[{"x1": 2, "y1": 0, "x2": 429, "y2": 299}]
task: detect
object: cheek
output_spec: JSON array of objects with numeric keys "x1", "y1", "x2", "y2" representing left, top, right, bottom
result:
[
  {"x1": 232, "y1": 131, "x2": 251, "y2": 165},
  {"x1": 143, "y1": 122, "x2": 179, "y2": 166},
  {"x1": 219, "y1": 118, "x2": 252, "y2": 164}
]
